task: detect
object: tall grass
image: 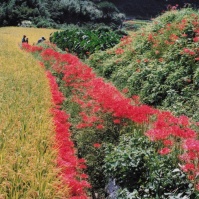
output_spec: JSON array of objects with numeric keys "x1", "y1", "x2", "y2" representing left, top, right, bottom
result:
[{"x1": 0, "y1": 27, "x2": 69, "y2": 198}]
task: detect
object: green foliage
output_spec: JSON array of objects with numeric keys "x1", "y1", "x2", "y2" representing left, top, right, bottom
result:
[
  {"x1": 97, "y1": 0, "x2": 124, "y2": 25},
  {"x1": 33, "y1": 17, "x2": 58, "y2": 28},
  {"x1": 0, "y1": 0, "x2": 125, "y2": 28},
  {"x1": 43, "y1": 57, "x2": 133, "y2": 195},
  {"x1": 104, "y1": 133, "x2": 195, "y2": 198},
  {"x1": 123, "y1": 20, "x2": 150, "y2": 31},
  {"x1": 88, "y1": 8, "x2": 199, "y2": 121},
  {"x1": 98, "y1": 1, "x2": 119, "y2": 14},
  {"x1": 30, "y1": 24, "x2": 198, "y2": 196},
  {"x1": 49, "y1": 25, "x2": 126, "y2": 58}
]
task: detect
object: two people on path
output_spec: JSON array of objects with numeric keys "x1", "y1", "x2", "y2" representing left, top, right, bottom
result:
[{"x1": 22, "y1": 35, "x2": 46, "y2": 45}]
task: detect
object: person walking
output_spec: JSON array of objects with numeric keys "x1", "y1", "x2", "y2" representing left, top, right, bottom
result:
[
  {"x1": 22, "y1": 35, "x2": 26, "y2": 43},
  {"x1": 37, "y1": 36, "x2": 46, "y2": 44}
]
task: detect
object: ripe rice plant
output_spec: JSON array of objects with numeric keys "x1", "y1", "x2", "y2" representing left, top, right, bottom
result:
[{"x1": 0, "y1": 27, "x2": 71, "y2": 198}]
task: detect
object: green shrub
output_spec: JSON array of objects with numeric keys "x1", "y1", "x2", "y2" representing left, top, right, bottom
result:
[
  {"x1": 49, "y1": 25, "x2": 127, "y2": 59},
  {"x1": 104, "y1": 133, "x2": 195, "y2": 198},
  {"x1": 123, "y1": 20, "x2": 150, "y2": 31}
]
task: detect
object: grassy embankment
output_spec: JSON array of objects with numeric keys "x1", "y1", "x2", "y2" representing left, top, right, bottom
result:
[
  {"x1": 88, "y1": 8, "x2": 199, "y2": 121},
  {"x1": 0, "y1": 27, "x2": 69, "y2": 198}
]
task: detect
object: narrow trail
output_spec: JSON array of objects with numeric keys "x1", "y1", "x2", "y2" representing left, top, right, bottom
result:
[{"x1": 0, "y1": 27, "x2": 69, "y2": 198}]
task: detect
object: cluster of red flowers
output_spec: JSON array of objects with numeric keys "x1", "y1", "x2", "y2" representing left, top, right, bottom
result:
[
  {"x1": 46, "y1": 71, "x2": 91, "y2": 198},
  {"x1": 144, "y1": 16, "x2": 199, "y2": 63},
  {"x1": 115, "y1": 48, "x2": 124, "y2": 55},
  {"x1": 182, "y1": 48, "x2": 196, "y2": 56},
  {"x1": 46, "y1": 71, "x2": 90, "y2": 198},
  {"x1": 22, "y1": 45, "x2": 90, "y2": 197},
  {"x1": 120, "y1": 36, "x2": 132, "y2": 46},
  {"x1": 22, "y1": 43, "x2": 43, "y2": 53},
  {"x1": 22, "y1": 38, "x2": 199, "y2": 190}
]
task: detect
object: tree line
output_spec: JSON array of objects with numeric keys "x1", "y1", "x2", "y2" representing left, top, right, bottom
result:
[{"x1": 0, "y1": 0, "x2": 125, "y2": 28}]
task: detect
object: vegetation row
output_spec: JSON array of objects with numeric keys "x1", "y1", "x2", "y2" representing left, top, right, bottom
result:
[{"x1": 49, "y1": 25, "x2": 127, "y2": 59}]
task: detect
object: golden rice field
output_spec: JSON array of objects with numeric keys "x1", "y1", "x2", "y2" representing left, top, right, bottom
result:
[{"x1": 0, "y1": 27, "x2": 69, "y2": 198}]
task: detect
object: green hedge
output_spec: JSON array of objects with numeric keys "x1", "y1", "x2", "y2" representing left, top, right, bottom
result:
[
  {"x1": 49, "y1": 25, "x2": 127, "y2": 59},
  {"x1": 104, "y1": 133, "x2": 195, "y2": 198}
]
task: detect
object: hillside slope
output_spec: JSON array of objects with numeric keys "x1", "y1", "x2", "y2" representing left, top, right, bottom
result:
[{"x1": 88, "y1": 8, "x2": 199, "y2": 121}]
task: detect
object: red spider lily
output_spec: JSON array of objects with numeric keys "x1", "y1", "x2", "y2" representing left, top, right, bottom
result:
[
  {"x1": 179, "y1": 152, "x2": 197, "y2": 161},
  {"x1": 195, "y1": 57, "x2": 199, "y2": 61},
  {"x1": 93, "y1": 143, "x2": 101, "y2": 148},
  {"x1": 158, "y1": 147, "x2": 171, "y2": 155},
  {"x1": 76, "y1": 123, "x2": 91, "y2": 129},
  {"x1": 115, "y1": 58, "x2": 122, "y2": 64},
  {"x1": 39, "y1": 62, "x2": 45, "y2": 68},
  {"x1": 96, "y1": 124, "x2": 104, "y2": 129},
  {"x1": 22, "y1": 43, "x2": 43, "y2": 53},
  {"x1": 23, "y1": 44, "x2": 199, "y2": 190},
  {"x1": 193, "y1": 28, "x2": 199, "y2": 35},
  {"x1": 165, "y1": 40, "x2": 175, "y2": 45},
  {"x1": 158, "y1": 58, "x2": 164, "y2": 62},
  {"x1": 180, "y1": 163, "x2": 195, "y2": 172},
  {"x1": 158, "y1": 28, "x2": 164, "y2": 34},
  {"x1": 183, "y1": 139, "x2": 199, "y2": 152},
  {"x1": 182, "y1": 33, "x2": 187, "y2": 37},
  {"x1": 193, "y1": 37, "x2": 199, "y2": 42},
  {"x1": 80, "y1": 173, "x2": 89, "y2": 179},
  {"x1": 146, "y1": 112, "x2": 196, "y2": 140},
  {"x1": 146, "y1": 128, "x2": 170, "y2": 141},
  {"x1": 177, "y1": 19, "x2": 187, "y2": 31},
  {"x1": 148, "y1": 33, "x2": 154, "y2": 42},
  {"x1": 120, "y1": 36, "x2": 132, "y2": 46},
  {"x1": 113, "y1": 119, "x2": 121, "y2": 124},
  {"x1": 132, "y1": 95, "x2": 140, "y2": 105},
  {"x1": 115, "y1": 48, "x2": 124, "y2": 55},
  {"x1": 122, "y1": 88, "x2": 129, "y2": 94},
  {"x1": 70, "y1": 196, "x2": 88, "y2": 199},
  {"x1": 183, "y1": 48, "x2": 196, "y2": 56},
  {"x1": 196, "y1": 184, "x2": 199, "y2": 191},
  {"x1": 188, "y1": 175, "x2": 194, "y2": 180},
  {"x1": 169, "y1": 34, "x2": 179, "y2": 41},
  {"x1": 192, "y1": 21, "x2": 199, "y2": 27},
  {"x1": 46, "y1": 71, "x2": 90, "y2": 197},
  {"x1": 163, "y1": 139, "x2": 174, "y2": 147},
  {"x1": 166, "y1": 23, "x2": 171, "y2": 30}
]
